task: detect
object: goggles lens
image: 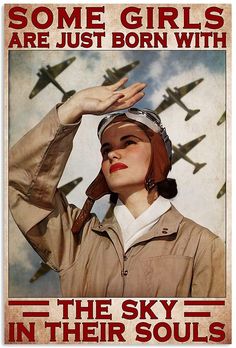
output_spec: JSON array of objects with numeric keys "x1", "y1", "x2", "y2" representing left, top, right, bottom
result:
[{"x1": 98, "y1": 108, "x2": 161, "y2": 138}]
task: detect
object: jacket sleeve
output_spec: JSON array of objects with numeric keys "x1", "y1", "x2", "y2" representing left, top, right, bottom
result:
[
  {"x1": 191, "y1": 235, "x2": 225, "y2": 297},
  {"x1": 9, "y1": 105, "x2": 83, "y2": 271}
]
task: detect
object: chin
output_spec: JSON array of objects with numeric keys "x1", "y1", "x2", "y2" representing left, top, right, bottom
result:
[
  {"x1": 108, "y1": 179, "x2": 145, "y2": 195},
  {"x1": 105, "y1": 171, "x2": 146, "y2": 193},
  {"x1": 107, "y1": 180, "x2": 130, "y2": 193}
]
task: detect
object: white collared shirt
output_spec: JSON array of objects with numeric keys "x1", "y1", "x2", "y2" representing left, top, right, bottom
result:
[{"x1": 114, "y1": 196, "x2": 171, "y2": 252}]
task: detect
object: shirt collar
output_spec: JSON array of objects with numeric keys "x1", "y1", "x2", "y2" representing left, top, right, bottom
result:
[{"x1": 114, "y1": 196, "x2": 171, "y2": 234}]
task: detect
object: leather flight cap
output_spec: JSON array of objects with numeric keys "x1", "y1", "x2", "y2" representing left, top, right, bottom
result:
[
  {"x1": 71, "y1": 108, "x2": 172, "y2": 234},
  {"x1": 98, "y1": 107, "x2": 172, "y2": 162}
]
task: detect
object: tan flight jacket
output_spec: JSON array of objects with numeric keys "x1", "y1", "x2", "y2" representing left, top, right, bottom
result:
[{"x1": 9, "y1": 106, "x2": 225, "y2": 298}]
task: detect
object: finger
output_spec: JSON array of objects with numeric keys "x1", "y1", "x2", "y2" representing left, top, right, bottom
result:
[
  {"x1": 115, "y1": 92, "x2": 145, "y2": 110},
  {"x1": 109, "y1": 77, "x2": 128, "y2": 91},
  {"x1": 120, "y1": 82, "x2": 146, "y2": 96},
  {"x1": 106, "y1": 91, "x2": 145, "y2": 113},
  {"x1": 119, "y1": 82, "x2": 146, "y2": 102},
  {"x1": 97, "y1": 93, "x2": 125, "y2": 113}
]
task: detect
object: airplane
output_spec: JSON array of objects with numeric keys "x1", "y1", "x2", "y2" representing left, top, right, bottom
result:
[
  {"x1": 29, "y1": 262, "x2": 51, "y2": 283},
  {"x1": 29, "y1": 57, "x2": 76, "y2": 102},
  {"x1": 217, "y1": 111, "x2": 226, "y2": 126},
  {"x1": 172, "y1": 135, "x2": 207, "y2": 174},
  {"x1": 58, "y1": 177, "x2": 83, "y2": 196},
  {"x1": 29, "y1": 176, "x2": 82, "y2": 283},
  {"x1": 217, "y1": 182, "x2": 226, "y2": 199},
  {"x1": 155, "y1": 78, "x2": 204, "y2": 121},
  {"x1": 102, "y1": 61, "x2": 139, "y2": 86}
]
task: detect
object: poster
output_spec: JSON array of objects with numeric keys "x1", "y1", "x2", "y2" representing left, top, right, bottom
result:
[{"x1": 4, "y1": 3, "x2": 231, "y2": 344}]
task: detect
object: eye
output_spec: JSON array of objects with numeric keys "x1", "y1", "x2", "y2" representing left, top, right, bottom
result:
[
  {"x1": 124, "y1": 140, "x2": 136, "y2": 146},
  {"x1": 102, "y1": 149, "x2": 108, "y2": 155},
  {"x1": 101, "y1": 148, "x2": 110, "y2": 158}
]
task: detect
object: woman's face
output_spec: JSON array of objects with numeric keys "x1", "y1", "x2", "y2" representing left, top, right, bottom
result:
[{"x1": 101, "y1": 121, "x2": 152, "y2": 195}]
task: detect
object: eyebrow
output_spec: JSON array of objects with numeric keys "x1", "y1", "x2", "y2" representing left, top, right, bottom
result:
[{"x1": 100, "y1": 134, "x2": 142, "y2": 152}]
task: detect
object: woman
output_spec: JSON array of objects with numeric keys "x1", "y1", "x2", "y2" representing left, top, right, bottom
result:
[{"x1": 9, "y1": 78, "x2": 225, "y2": 297}]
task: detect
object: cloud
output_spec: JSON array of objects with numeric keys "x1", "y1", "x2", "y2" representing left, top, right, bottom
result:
[{"x1": 145, "y1": 51, "x2": 172, "y2": 81}]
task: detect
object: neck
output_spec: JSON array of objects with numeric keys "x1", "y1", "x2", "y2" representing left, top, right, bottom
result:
[{"x1": 118, "y1": 187, "x2": 158, "y2": 218}]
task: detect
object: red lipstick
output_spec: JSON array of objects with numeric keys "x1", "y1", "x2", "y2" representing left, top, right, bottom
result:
[{"x1": 110, "y1": 163, "x2": 128, "y2": 173}]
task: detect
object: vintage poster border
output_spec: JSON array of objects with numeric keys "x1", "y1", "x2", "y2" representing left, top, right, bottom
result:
[{"x1": 4, "y1": 2, "x2": 232, "y2": 344}]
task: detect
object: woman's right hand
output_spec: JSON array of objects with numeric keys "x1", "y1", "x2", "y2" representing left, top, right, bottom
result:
[{"x1": 58, "y1": 77, "x2": 146, "y2": 124}]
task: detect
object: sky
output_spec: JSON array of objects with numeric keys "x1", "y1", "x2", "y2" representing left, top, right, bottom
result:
[{"x1": 8, "y1": 50, "x2": 226, "y2": 297}]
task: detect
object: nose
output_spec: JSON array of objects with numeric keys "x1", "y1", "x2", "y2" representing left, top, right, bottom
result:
[{"x1": 107, "y1": 148, "x2": 122, "y2": 161}]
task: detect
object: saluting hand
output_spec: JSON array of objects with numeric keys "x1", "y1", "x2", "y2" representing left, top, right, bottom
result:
[{"x1": 58, "y1": 77, "x2": 146, "y2": 124}]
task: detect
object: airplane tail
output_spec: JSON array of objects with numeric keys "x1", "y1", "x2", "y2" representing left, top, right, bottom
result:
[
  {"x1": 185, "y1": 109, "x2": 200, "y2": 121},
  {"x1": 193, "y1": 162, "x2": 206, "y2": 174},
  {"x1": 62, "y1": 90, "x2": 76, "y2": 102}
]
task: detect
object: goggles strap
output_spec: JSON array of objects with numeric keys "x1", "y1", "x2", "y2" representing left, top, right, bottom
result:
[{"x1": 71, "y1": 197, "x2": 94, "y2": 234}]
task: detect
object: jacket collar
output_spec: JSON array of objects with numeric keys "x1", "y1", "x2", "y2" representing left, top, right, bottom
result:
[{"x1": 92, "y1": 204, "x2": 184, "y2": 244}]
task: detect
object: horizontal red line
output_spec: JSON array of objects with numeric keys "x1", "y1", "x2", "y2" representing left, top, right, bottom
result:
[
  {"x1": 9, "y1": 300, "x2": 49, "y2": 306},
  {"x1": 23, "y1": 312, "x2": 49, "y2": 317},
  {"x1": 184, "y1": 312, "x2": 211, "y2": 317},
  {"x1": 184, "y1": 300, "x2": 225, "y2": 306}
]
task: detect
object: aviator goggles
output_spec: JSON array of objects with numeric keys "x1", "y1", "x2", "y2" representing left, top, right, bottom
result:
[{"x1": 97, "y1": 107, "x2": 172, "y2": 161}]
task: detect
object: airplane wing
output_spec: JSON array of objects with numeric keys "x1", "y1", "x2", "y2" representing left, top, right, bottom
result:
[
  {"x1": 155, "y1": 97, "x2": 175, "y2": 114},
  {"x1": 102, "y1": 75, "x2": 114, "y2": 86},
  {"x1": 217, "y1": 111, "x2": 226, "y2": 126},
  {"x1": 102, "y1": 69, "x2": 122, "y2": 86},
  {"x1": 58, "y1": 177, "x2": 83, "y2": 196},
  {"x1": 102, "y1": 68, "x2": 125, "y2": 86},
  {"x1": 171, "y1": 145, "x2": 181, "y2": 165},
  {"x1": 175, "y1": 78, "x2": 204, "y2": 98},
  {"x1": 48, "y1": 57, "x2": 76, "y2": 78},
  {"x1": 29, "y1": 57, "x2": 76, "y2": 98},
  {"x1": 172, "y1": 135, "x2": 206, "y2": 164},
  {"x1": 29, "y1": 262, "x2": 51, "y2": 283},
  {"x1": 217, "y1": 182, "x2": 226, "y2": 199},
  {"x1": 29, "y1": 75, "x2": 51, "y2": 98},
  {"x1": 114, "y1": 61, "x2": 139, "y2": 76},
  {"x1": 102, "y1": 61, "x2": 139, "y2": 86},
  {"x1": 155, "y1": 78, "x2": 203, "y2": 114}
]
